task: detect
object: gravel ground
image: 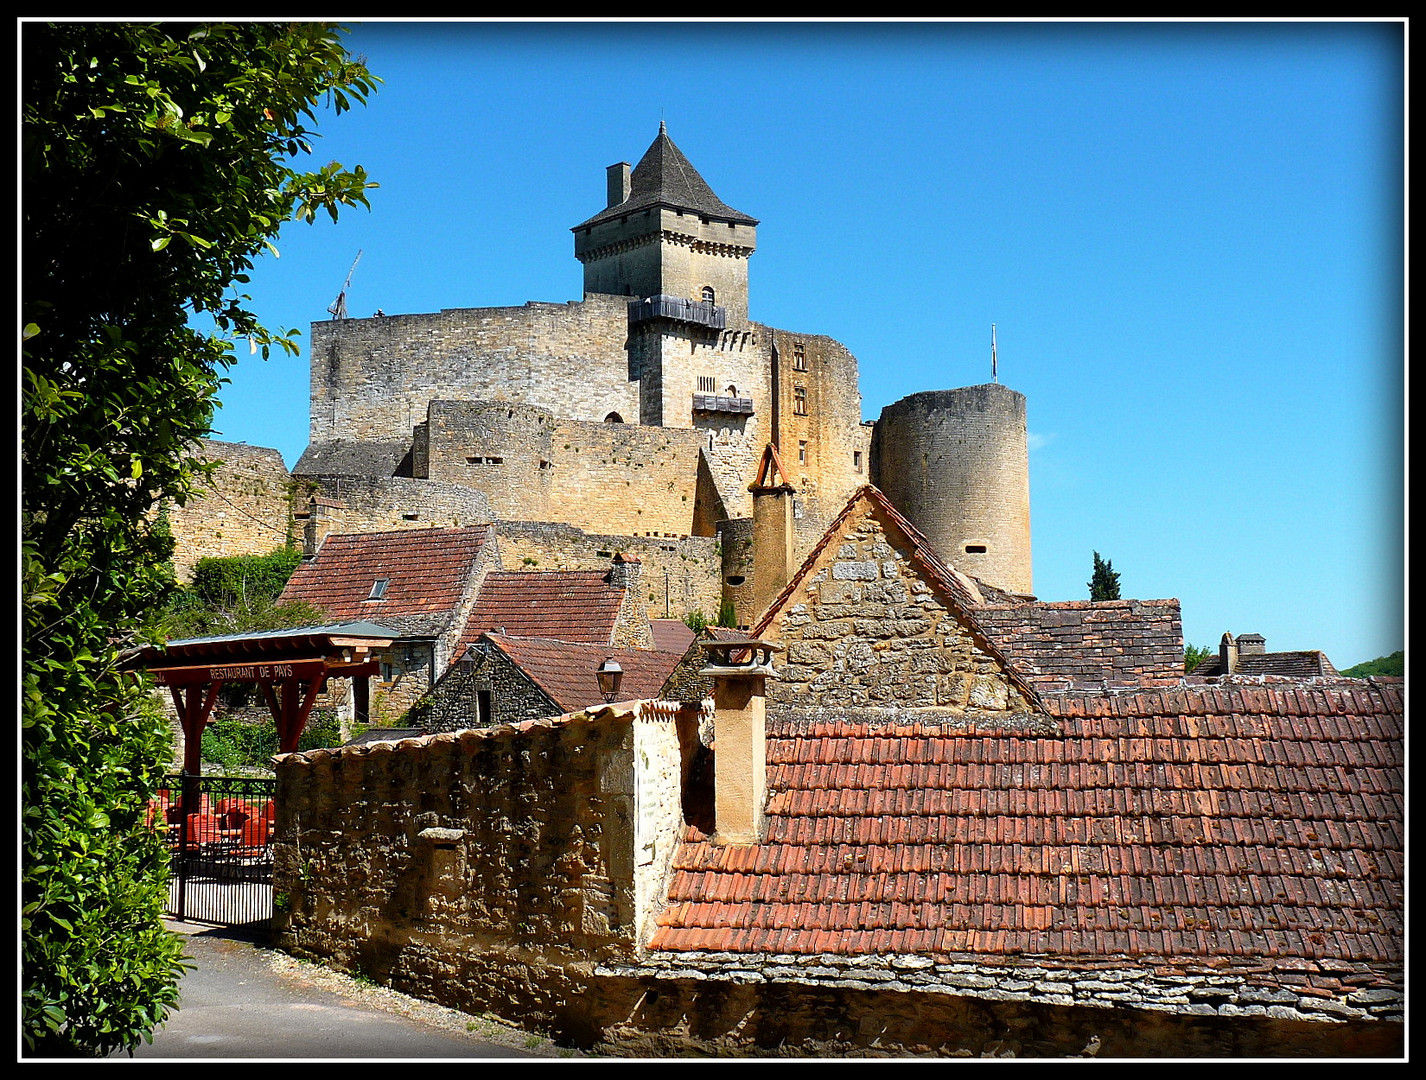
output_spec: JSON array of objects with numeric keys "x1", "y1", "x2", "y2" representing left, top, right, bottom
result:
[{"x1": 255, "y1": 947, "x2": 580, "y2": 1058}]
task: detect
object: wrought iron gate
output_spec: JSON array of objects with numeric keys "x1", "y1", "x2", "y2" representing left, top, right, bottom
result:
[{"x1": 154, "y1": 773, "x2": 276, "y2": 929}]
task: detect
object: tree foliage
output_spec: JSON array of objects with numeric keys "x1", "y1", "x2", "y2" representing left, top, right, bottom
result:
[
  {"x1": 22, "y1": 22, "x2": 377, "y2": 1056},
  {"x1": 1183, "y1": 642, "x2": 1214, "y2": 674},
  {"x1": 1339, "y1": 651, "x2": 1404, "y2": 679},
  {"x1": 163, "y1": 547, "x2": 324, "y2": 640},
  {"x1": 1088, "y1": 550, "x2": 1121, "y2": 602}
]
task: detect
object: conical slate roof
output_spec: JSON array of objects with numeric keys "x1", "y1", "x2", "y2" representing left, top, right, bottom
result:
[{"x1": 575, "y1": 123, "x2": 758, "y2": 229}]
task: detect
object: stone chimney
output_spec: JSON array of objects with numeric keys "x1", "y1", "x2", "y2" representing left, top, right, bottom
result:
[
  {"x1": 700, "y1": 637, "x2": 779, "y2": 845},
  {"x1": 1237, "y1": 633, "x2": 1266, "y2": 656},
  {"x1": 607, "y1": 161, "x2": 631, "y2": 208},
  {"x1": 1219, "y1": 632, "x2": 1239, "y2": 675},
  {"x1": 301, "y1": 496, "x2": 347, "y2": 559},
  {"x1": 748, "y1": 444, "x2": 796, "y2": 625},
  {"x1": 608, "y1": 553, "x2": 653, "y2": 650}
]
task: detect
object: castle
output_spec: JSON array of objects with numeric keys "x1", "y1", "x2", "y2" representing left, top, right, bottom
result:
[{"x1": 176, "y1": 125, "x2": 1033, "y2": 627}]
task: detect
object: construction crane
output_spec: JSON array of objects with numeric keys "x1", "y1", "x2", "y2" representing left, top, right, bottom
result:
[{"x1": 327, "y1": 250, "x2": 363, "y2": 320}]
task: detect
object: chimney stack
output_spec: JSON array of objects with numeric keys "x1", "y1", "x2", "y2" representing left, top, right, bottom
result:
[
  {"x1": 302, "y1": 496, "x2": 347, "y2": 559},
  {"x1": 1219, "y1": 632, "x2": 1239, "y2": 675},
  {"x1": 1237, "y1": 633, "x2": 1266, "y2": 656},
  {"x1": 700, "y1": 638, "x2": 779, "y2": 845},
  {"x1": 607, "y1": 162, "x2": 631, "y2": 208},
  {"x1": 748, "y1": 444, "x2": 796, "y2": 625}
]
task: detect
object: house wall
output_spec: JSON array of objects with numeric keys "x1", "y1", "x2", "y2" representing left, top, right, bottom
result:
[{"x1": 272, "y1": 703, "x2": 697, "y2": 1035}]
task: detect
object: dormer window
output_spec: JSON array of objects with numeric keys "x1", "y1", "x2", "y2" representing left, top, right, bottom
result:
[{"x1": 368, "y1": 578, "x2": 390, "y2": 601}]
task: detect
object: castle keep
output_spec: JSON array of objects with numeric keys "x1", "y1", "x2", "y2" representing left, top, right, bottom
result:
[{"x1": 223, "y1": 125, "x2": 1034, "y2": 621}]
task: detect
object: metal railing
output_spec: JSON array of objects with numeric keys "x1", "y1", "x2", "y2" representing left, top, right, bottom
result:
[{"x1": 152, "y1": 773, "x2": 277, "y2": 930}]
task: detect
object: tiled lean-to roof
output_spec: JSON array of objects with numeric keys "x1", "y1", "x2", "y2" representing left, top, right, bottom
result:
[
  {"x1": 652, "y1": 681, "x2": 1403, "y2": 982},
  {"x1": 280, "y1": 527, "x2": 490, "y2": 636},
  {"x1": 973, "y1": 598, "x2": 1186, "y2": 690},
  {"x1": 458, "y1": 569, "x2": 628, "y2": 651}
]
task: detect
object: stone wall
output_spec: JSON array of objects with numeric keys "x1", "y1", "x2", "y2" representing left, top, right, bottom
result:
[
  {"x1": 548, "y1": 419, "x2": 706, "y2": 538},
  {"x1": 298, "y1": 475, "x2": 494, "y2": 538},
  {"x1": 584, "y1": 957, "x2": 1402, "y2": 1057},
  {"x1": 165, "y1": 440, "x2": 295, "y2": 582},
  {"x1": 494, "y1": 521, "x2": 722, "y2": 624},
  {"x1": 417, "y1": 400, "x2": 554, "y2": 521},
  {"x1": 765, "y1": 510, "x2": 1034, "y2": 714},
  {"x1": 308, "y1": 296, "x2": 637, "y2": 444},
  {"x1": 273, "y1": 701, "x2": 702, "y2": 1037}
]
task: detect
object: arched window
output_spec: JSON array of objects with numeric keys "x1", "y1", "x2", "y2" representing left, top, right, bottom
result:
[
  {"x1": 701, "y1": 285, "x2": 716, "y2": 304},
  {"x1": 604, "y1": 411, "x2": 624, "y2": 424}
]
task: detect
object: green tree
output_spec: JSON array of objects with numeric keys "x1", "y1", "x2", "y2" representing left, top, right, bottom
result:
[
  {"x1": 22, "y1": 22, "x2": 377, "y2": 1056},
  {"x1": 162, "y1": 547, "x2": 325, "y2": 640},
  {"x1": 1183, "y1": 642, "x2": 1214, "y2": 674},
  {"x1": 1088, "y1": 550, "x2": 1121, "y2": 602},
  {"x1": 1339, "y1": 651, "x2": 1404, "y2": 678}
]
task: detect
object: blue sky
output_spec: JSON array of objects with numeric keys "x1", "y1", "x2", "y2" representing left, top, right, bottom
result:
[{"x1": 211, "y1": 19, "x2": 1405, "y2": 669}]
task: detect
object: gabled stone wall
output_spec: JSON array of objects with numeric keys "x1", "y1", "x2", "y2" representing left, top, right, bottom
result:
[{"x1": 766, "y1": 511, "x2": 1033, "y2": 714}]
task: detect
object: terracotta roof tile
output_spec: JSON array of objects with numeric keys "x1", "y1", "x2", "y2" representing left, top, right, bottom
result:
[
  {"x1": 651, "y1": 683, "x2": 1403, "y2": 975},
  {"x1": 459, "y1": 569, "x2": 626, "y2": 651}
]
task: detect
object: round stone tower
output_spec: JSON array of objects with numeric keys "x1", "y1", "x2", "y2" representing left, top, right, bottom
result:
[{"x1": 870, "y1": 384, "x2": 1031, "y2": 596}]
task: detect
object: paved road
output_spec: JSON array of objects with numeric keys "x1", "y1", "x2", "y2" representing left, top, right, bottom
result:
[{"x1": 115, "y1": 921, "x2": 558, "y2": 1059}]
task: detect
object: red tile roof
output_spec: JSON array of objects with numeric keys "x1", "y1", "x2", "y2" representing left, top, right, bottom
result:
[
  {"x1": 459, "y1": 570, "x2": 627, "y2": 652},
  {"x1": 483, "y1": 635, "x2": 684, "y2": 714},
  {"x1": 279, "y1": 527, "x2": 490, "y2": 634},
  {"x1": 650, "y1": 618, "x2": 697, "y2": 655},
  {"x1": 651, "y1": 681, "x2": 1403, "y2": 975}
]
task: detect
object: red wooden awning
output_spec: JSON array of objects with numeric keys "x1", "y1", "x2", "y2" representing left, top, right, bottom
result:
[{"x1": 128, "y1": 622, "x2": 400, "y2": 772}]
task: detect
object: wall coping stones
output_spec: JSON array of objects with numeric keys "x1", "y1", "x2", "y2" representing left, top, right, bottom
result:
[{"x1": 598, "y1": 950, "x2": 1404, "y2": 1024}]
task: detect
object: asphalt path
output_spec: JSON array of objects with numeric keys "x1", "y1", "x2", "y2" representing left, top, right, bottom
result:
[{"x1": 112, "y1": 920, "x2": 562, "y2": 1060}]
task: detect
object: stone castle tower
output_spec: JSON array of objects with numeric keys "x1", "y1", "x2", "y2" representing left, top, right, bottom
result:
[{"x1": 280, "y1": 125, "x2": 1032, "y2": 619}]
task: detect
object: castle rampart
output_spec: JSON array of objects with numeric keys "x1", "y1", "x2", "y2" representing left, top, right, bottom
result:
[{"x1": 307, "y1": 295, "x2": 635, "y2": 444}]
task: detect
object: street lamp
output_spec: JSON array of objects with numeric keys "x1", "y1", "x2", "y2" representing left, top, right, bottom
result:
[{"x1": 596, "y1": 657, "x2": 624, "y2": 703}]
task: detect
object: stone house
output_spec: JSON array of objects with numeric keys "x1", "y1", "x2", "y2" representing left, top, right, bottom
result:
[
  {"x1": 1189, "y1": 631, "x2": 1340, "y2": 679},
  {"x1": 270, "y1": 483, "x2": 1403, "y2": 1056},
  {"x1": 416, "y1": 633, "x2": 686, "y2": 733},
  {"x1": 278, "y1": 525, "x2": 499, "y2": 719}
]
